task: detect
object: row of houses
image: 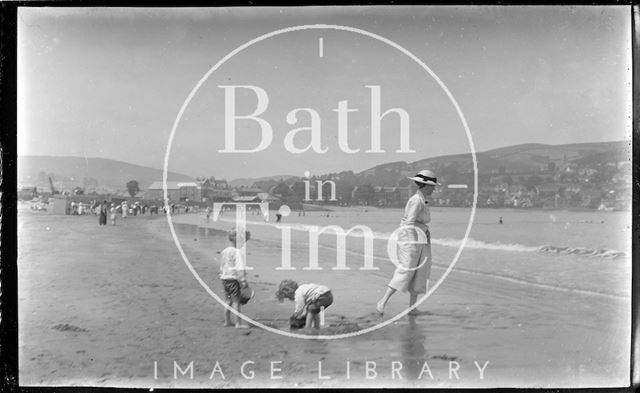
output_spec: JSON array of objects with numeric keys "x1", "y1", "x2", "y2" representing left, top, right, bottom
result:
[
  {"x1": 370, "y1": 186, "x2": 413, "y2": 206},
  {"x1": 143, "y1": 179, "x2": 417, "y2": 207},
  {"x1": 143, "y1": 179, "x2": 280, "y2": 205},
  {"x1": 348, "y1": 185, "x2": 415, "y2": 206}
]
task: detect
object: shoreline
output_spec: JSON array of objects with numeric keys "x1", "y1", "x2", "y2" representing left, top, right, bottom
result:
[
  {"x1": 301, "y1": 203, "x2": 626, "y2": 213},
  {"x1": 20, "y1": 199, "x2": 627, "y2": 214}
]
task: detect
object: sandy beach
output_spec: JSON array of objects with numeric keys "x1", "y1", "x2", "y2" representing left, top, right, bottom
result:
[{"x1": 18, "y1": 206, "x2": 630, "y2": 388}]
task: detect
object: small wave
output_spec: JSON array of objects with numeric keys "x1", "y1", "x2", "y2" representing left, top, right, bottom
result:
[
  {"x1": 433, "y1": 237, "x2": 539, "y2": 253},
  {"x1": 538, "y1": 245, "x2": 628, "y2": 259},
  {"x1": 435, "y1": 239, "x2": 628, "y2": 259}
]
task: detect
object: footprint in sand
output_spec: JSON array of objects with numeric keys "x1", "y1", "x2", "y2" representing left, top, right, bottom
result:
[
  {"x1": 431, "y1": 354, "x2": 459, "y2": 361},
  {"x1": 52, "y1": 324, "x2": 88, "y2": 333},
  {"x1": 409, "y1": 310, "x2": 434, "y2": 317},
  {"x1": 304, "y1": 348, "x2": 329, "y2": 355}
]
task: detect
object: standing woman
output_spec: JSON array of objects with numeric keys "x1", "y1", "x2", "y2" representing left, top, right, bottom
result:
[
  {"x1": 376, "y1": 169, "x2": 440, "y2": 316},
  {"x1": 99, "y1": 200, "x2": 108, "y2": 226}
]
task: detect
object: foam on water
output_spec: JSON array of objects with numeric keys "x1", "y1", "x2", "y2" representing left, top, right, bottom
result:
[
  {"x1": 537, "y1": 245, "x2": 628, "y2": 259},
  {"x1": 435, "y1": 238, "x2": 628, "y2": 259},
  {"x1": 432, "y1": 237, "x2": 539, "y2": 253}
]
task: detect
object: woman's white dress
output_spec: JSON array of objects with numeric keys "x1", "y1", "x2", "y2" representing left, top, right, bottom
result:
[{"x1": 387, "y1": 189, "x2": 432, "y2": 294}]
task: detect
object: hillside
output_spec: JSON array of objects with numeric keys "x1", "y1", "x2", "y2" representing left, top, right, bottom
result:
[
  {"x1": 279, "y1": 140, "x2": 631, "y2": 210},
  {"x1": 18, "y1": 140, "x2": 630, "y2": 197},
  {"x1": 365, "y1": 140, "x2": 630, "y2": 178},
  {"x1": 18, "y1": 156, "x2": 194, "y2": 193}
]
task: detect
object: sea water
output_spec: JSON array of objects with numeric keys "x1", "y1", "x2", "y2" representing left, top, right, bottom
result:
[{"x1": 190, "y1": 207, "x2": 631, "y2": 299}]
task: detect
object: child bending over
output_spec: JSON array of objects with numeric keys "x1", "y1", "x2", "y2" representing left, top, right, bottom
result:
[{"x1": 276, "y1": 280, "x2": 333, "y2": 329}]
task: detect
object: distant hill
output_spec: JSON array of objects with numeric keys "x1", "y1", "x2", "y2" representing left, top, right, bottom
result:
[
  {"x1": 18, "y1": 156, "x2": 194, "y2": 193},
  {"x1": 364, "y1": 140, "x2": 630, "y2": 178},
  {"x1": 18, "y1": 140, "x2": 630, "y2": 194}
]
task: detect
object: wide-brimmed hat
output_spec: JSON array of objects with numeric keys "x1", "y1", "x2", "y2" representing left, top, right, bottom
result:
[{"x1": 408, "y1": 169, "x2": 440, "y2": 185}]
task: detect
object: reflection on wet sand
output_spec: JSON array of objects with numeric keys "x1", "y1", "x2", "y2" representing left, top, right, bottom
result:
[
  {"x1": 400, "y1": 316, "x2": 426, "y2": 380},
  {"x1": 173, "y1": 222, "x2": 226, "y2": 239}
]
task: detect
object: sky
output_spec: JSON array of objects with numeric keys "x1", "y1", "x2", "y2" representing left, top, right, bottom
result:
[{"x1": 17, "y1": 6, "x2": 632, "y2": 180}]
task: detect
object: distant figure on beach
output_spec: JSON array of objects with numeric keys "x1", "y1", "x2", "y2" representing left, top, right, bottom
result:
[
  {"x1": 99, "y1": 200, "x2": 108, "y2": 226},
  {"x1": 499, "y1": 216, "x2": 503, "y2": 224},
  {"x1": 276, "y1": 280, "x2": 333, "y2": 330},
  {"x1": 205, "y1": 206, "x2": 212, "y2": 223},
  {"x1": 219, "y1": 230, "x2": 251, "y2": 329},
  {"x1": 110, "y1": 204, "x2": 117, "y2": 226},
  {"x1": 377, "y1": 169, "x2": 439, "y2": 316},
  {"x1": 121, "y1": 202, "x2": 128, "y2": 219}
]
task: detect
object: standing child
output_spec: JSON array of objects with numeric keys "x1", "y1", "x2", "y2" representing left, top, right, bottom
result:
[
  {"x1": 276, "y1": 280, "x2": 333, "y2": 329},
  {"x1": 219, "y1": 230, "x2": 251, "y2": 329}
]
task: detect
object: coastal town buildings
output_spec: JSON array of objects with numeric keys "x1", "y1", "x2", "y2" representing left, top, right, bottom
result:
[
  {"x1": 144, "y1": 181, "x2": 200, "y2": 202},
  {"x1": 198, "y1": 177, "x2": 233, "y2": 202},
  {"x1": 143, "y1": 179, "x2": 281, "y2": 206}
]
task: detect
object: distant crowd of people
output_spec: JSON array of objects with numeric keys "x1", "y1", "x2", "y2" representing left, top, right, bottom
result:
[
  {"x1": 93, "y1": 200, "x2": 162, "y2": 226},
  {"x1": 65, "y1": 200, "x2": 197, "y2": 226}
]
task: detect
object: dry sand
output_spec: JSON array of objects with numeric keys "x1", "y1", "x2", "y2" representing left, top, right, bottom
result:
[{"x1": 18, "y1": 207, "x2": 630, "y2": 388}]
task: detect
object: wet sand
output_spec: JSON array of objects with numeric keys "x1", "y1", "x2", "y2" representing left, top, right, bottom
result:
[{"x1": 18, "y1": 208, "x2": 630, "y2": 388}]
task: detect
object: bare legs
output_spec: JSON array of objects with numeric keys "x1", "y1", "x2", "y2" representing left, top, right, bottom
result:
[
  {"x1": 305, "y1": 311, "x2": 314, "y2": 328},
  {"x1": 224, "y1": 299, "x2": 234, "y2": 326},
  {"x1": 224, "y1": 299, "x2": 249, "y2": 328},
  {"x1": 304, "y1": 311, "x2": 321, "y2": 329},
  {"x1": 376, "y1": 287, "x2": 396, "y2": 315},
  {"x1": 377, "y1": 280, "x2": 429, "y2": 316},
  {"x1": 408, "y1": 292, "x2": 419, "y2": 316}
]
